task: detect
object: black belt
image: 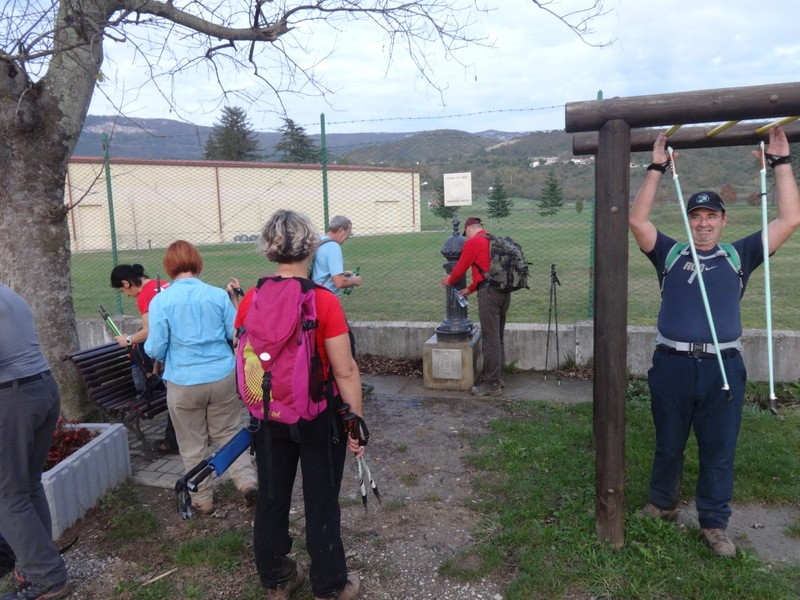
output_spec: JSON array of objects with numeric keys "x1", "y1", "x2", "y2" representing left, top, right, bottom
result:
[
  {"x1": 476, "y1": 280, "x2": 489, "y2": 290},
  {"x1": 656, "y1": 345, "x2": 739, "y2": 360},
  {"x1": 0, "y1": 370, "x2": 50, "y2": 390}
]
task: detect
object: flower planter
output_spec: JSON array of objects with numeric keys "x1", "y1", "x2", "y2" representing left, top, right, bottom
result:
[{"x1": 42, "y1": 423, "x2": 131, "y2": 540}]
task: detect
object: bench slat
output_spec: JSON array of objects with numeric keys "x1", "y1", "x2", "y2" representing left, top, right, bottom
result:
[{"x1": 67, "y1": 342, "x2": 168, "y2": 422}]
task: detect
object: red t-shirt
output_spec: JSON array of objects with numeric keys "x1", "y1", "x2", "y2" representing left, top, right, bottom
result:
[
  {"x1": 446, "y1": 230, "x2": 491, "y2": 293},
  {"x1": 235, "y1": 282, "x2": 349, "y2": 373},
  {"x1": 137, "y1": 279, "x2": 169, "y2": 315}
]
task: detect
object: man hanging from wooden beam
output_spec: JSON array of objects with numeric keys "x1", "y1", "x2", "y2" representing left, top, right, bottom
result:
[{"x1": 628, "y1": 126, "x2": 800, "y2": 557}]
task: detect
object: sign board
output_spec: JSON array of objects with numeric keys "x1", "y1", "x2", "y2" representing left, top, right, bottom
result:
[{"x1": 443, "y1": 172, "x2": 473, "y2": 206}]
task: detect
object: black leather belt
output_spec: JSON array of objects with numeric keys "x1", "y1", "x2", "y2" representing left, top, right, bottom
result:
[
  {"x1": 0, "y1": 370, "x2": 50, "y2": 390},
  {"x1": 656, "y1": 345, "x2": 739, "y2": 359},
  {"x1": 476, "y1": 280, "x2": 489, "y2": 290}
]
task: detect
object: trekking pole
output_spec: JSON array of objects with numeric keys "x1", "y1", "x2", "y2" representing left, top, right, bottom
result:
[
  {"x1": 667, "y1": 147, "x2": 732, "y2": 399},
  {"x1": 98, "y1": 305, "x2": 122, "y2": 337},
  {"x1": 174, "y1": 427, "x2": 253, "y2": 519},
  {"x1": 758, "y1": 141, "x2": 778, "y2": 414},
  {"x1": 338, "y1": 403, "x2": 381, "y2": 509},
  {"x1": 544, "y1": 264, "x2": 561, "y2": 384}
]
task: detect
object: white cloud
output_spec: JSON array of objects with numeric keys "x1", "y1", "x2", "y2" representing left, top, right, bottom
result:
[{"x1": 88, "y1": 0, "x2": 800, "y2": 134}]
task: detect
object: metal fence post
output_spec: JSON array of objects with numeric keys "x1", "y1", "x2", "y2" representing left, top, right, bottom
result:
[
  {"x1": 102, "y1": 133, "x2": 123, "y2": 315},
  {"x1": 321, "y1": 113, "x2": 329, "y2": 230}
]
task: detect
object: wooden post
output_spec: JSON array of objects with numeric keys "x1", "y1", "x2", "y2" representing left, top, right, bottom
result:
[{"x1": 593, "y1": 119, "x2": 630, "y2": 550}]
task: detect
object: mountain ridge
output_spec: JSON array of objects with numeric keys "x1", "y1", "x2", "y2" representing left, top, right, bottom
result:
[{"x1": 74, "y1": 115, "x2": 769, "y2": 202}]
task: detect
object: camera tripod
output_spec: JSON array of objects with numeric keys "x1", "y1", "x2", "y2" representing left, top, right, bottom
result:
[{"x1": 544, "y1": 263, "x2": 561, "y2": 384}]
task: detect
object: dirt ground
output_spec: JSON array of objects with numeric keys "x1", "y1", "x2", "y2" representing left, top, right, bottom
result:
[
  {"x1": 44, "y1": 386, "x2": 512, "y2": 600},
  {"x1": 4, "y1": 363, "x2": 800, "y2": 598}
]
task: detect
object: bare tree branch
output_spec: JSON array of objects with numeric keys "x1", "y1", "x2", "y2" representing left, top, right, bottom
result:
[{"x1": 530, "y1": 0, "x2": 615, "y2": 47}]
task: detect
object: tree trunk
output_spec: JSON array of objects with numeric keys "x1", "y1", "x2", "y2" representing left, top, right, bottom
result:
[
  {"x1": 0, "y1": 151, "x2": 87, "y2": 418},
  {"x1": 0, "y1": 1, "x2": 109, "y2": 418}
]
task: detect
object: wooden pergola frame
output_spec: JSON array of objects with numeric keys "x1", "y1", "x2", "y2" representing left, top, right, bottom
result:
[{"x1": 564, "y1": 81, "x2": 800, "y2": 549}]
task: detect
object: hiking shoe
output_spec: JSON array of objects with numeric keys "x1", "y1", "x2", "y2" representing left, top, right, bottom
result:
[
  {"x1": 470, "y1": 383, "x2": 502, "y2": 397},
  {"x1": 361, "y1": 382, "x2": 374, "y2": 395},
  {"x1": 191, "y1": 501, "x2": 214, "y2": 516},
  {"x1": 0, "y1": 579, "x2": 72, "y2": 599},
  {"x1": 242, "y1": 486, "x2": 258, "y2": 507},
  {"x1": 266, "y1": 564, "x2": 305, "y2": 600},
  {"x1": 153, "y1": 439, "x2": 179, "y2": 455},
  {"x1": 638, "y1": 502, "x2": 678, "y2": 521},
  {"x1": 702, "y1": 528, "x2": 736, "y2": 557},
  {"x1": 315, "y1": 574, "x2": 361, "y2": 600}
]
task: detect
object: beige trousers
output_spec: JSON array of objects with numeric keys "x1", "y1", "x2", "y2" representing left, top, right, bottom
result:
[{"x1": 166, "y1": 370, "x2": 257, "y2": 506}]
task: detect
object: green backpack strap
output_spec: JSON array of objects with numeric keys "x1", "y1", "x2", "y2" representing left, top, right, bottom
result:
[{"x1": 662, "y1": 241, "x2": 742, "y2": 287}]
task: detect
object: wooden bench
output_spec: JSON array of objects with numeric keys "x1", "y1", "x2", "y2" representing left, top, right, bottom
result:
[{"x1": 66, "y1": 342, "x2": 168, "y2": 441}]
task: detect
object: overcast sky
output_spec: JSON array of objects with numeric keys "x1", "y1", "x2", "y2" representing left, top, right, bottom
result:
[{"x1": 88, "y1": 0, "x2": 800, "y2": 135}]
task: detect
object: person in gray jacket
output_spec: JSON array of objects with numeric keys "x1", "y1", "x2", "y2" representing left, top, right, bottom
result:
[{"x1": 0, "y1": 285, "x2": 71, "y2": 599}]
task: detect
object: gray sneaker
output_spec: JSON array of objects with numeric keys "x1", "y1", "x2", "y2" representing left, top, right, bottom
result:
[
  {"x1": 638, "y1": 502, "x2": 678, "y2": 521},
  {"x1": 701, "y1": 528, "x2": 736, "y2": 557},
  {"x1": 0, "y1": 579, "x2": 72, "y2": 599},
  {"x1": 470, "y1": 383, "x2": 503, "y2": 397}
]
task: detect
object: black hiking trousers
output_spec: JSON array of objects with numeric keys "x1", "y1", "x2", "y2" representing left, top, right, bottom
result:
[{"x1": 253, "y1": 414, "x2": 348, "y2": 597}]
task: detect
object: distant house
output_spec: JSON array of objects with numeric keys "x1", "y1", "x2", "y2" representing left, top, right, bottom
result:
[
  {"x1": 65, "y1": 157, "x2": 421, "y2": 252},
  {"x1": 530, "y1": 156, "x2": 595, "y2": 168}
]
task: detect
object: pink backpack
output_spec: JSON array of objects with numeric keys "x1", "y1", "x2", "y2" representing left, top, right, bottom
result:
[{"x1": 236, "y1": 276, "x2": 332, "y2": 423}]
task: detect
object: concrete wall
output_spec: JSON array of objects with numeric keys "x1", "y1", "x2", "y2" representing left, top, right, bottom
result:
[{"x1": 76, "y1": 318, "x2": 800, "y2": 383}]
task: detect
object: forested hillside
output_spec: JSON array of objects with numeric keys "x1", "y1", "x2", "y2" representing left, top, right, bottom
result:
[{"x1": 75, "y1": 116, "x2": 794, "y2": 204}]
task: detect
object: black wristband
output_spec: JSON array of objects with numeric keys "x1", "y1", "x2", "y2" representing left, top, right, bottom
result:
[
  {"x1": 647, "y1": 160, "x2": 670, "y2": 173},
  {"x1": 765, "y1": 153, "x2": 793, "y2": 169}
]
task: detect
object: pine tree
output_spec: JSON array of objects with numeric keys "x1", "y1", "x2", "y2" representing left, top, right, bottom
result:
[
  {"x1": 203, "y1": 106, "x2": 263, "y2": 161},
  {"x1": 486, "y1": 176, "x2": 513, "y2": 220},
  {"x1": 275, "y1": 118, "x2": 319, "y2": 163},
  {"x1": 537, "y1": 170, "x2": 564, "y2": 217}
]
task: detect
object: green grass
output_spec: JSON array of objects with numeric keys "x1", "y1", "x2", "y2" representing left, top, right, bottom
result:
[
  {"x1": 458, "y1": 399, "x2": 800, "y2": 599},
  {"x1": 72, "y1": 196, "x2": 800, "y2": 330},
  {"x1": 174, "y1": 530, "x2": 247, "y2": 570},
  {"x1": 98, "y1": 483, "x2": 160, "y2": 542}
]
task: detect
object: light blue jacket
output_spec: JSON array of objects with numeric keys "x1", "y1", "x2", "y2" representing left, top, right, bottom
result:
[{"x1": 144, "y1": 278, "x2": 235, "y2": 385}]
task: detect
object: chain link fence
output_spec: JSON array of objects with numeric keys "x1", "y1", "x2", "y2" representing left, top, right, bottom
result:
[{"x1": 67, "y1": 130, "x2": 800, "y2": 334}]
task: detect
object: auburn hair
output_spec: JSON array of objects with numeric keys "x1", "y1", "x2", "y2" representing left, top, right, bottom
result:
[{"x1": 162, "y1": 240, "x2": 203, "y2": 279}]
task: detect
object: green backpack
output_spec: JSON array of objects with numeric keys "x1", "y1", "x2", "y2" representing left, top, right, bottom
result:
[{"x1": 476, "y1": 233, "x2": 531, "y2": 292}]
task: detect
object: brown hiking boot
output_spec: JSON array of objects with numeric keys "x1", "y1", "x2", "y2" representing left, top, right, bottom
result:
[
  {"x1": 315, "y1": 574, "x2": 361, "y2": 600},
  {"x1": 701, "y1": 528, "x2": 736, "y2": 557},
  {"x1": 266, "y1": 565, "x2": 305, "y2": 600},
  {"x1": 638, "y1": 502, "x2": 678, "y2": 521}
]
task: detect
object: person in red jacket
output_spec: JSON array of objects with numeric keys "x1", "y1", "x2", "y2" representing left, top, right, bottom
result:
[
  {"x1": 440, "y1": 216, "x2": 510, "y2": 396},
  {"x1": 110, "y1": 264, "x2": 177, "y2": 454}
]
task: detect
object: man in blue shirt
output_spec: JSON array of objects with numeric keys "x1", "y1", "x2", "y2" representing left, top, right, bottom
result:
[
  {"x1": 311, "y1": 216, "x2": 373, "y2": 395},
  {"x1": 629, "y1": 126, "x2": 800, "y2": 557},
  {"x1": 312, "y1": 215, "x2": 362, "y2": 296}
]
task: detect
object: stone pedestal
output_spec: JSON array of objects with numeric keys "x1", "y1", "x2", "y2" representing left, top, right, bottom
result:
[{"x1": 422, "y1": 328, "x2": 483, "y2": 391}]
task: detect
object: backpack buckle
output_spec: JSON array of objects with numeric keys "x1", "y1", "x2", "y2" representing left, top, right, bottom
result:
[{"x1": 689, "y1": 342, "x2": 704, "y2": 357}]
